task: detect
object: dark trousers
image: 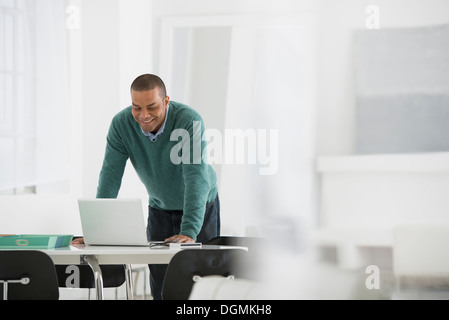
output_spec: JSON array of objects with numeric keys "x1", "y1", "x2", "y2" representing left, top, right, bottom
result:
[{"x1": 146, "y1": 194, "x2": 220, "y2": 300}]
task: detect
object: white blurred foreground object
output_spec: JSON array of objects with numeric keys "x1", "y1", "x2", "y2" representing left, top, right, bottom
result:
[
  {"x1": 189, "y1": 276, "x2": 269, "y2": 300},
  {"x1": 394, "y1": 224, "x2": 449, "y2": 277},
  {"x1": 316, "y1": 152, "x2": 449, "y2": 269},
  {"x1": 393, "y1": 224, "x2": 449, "y2": 299}
]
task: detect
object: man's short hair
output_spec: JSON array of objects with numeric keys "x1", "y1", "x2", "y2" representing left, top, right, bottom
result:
[{"x1": 130, "y1": 74, "x2": 167, "y2": 98}]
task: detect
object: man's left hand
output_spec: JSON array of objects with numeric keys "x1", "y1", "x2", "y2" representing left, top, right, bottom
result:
[{"x1": 165, "y1": 234, "x2": 194, "y2": 243}]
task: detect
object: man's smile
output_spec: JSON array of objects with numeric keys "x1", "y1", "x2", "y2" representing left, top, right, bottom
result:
[{"x1": 140, "y1": 118, "x2": 155, "y2": 124}]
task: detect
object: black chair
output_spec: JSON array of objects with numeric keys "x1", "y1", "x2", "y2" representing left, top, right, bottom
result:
[
  {"x1": 206, "y1": 236, "x2": 267, "y2": 280},
  {"x1": 162, "y1": 249, "x2": 251, "y2": 300},
  {"x1": 55, "y1": 264, "x2": 126, "y2": 291},
  {"x1": 0, "y1": 250, "x2": 59, "y2": 300},
  {"x1": 206, "y1": 236, "x2": 267, "y2": 250}
]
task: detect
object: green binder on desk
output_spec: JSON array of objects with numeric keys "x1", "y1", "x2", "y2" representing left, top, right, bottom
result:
[{"x1": 0, "y1": 234, "x2": 73, "y2": 249}]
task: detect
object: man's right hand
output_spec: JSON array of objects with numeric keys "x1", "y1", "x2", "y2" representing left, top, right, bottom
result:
[{"x1": 71, "y1": 237, "x2": 85, "y2": 245}]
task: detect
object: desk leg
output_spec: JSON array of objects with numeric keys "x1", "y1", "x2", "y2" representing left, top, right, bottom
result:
[
  {"x1": 83, "y1": 255, "x2": 104, "y2": 300},
  {"x1": 125, "y1": 264, "x2": 134, "y2": 300}
]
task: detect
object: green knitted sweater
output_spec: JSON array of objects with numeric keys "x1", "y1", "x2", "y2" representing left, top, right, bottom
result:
[{"x1": 96, "y1": 101, "x2": 218, "y2": 241}]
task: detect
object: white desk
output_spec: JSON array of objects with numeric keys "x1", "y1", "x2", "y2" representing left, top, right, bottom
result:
[{"x1": 39, "y1": 244, "x2": 245, "y2": 300}]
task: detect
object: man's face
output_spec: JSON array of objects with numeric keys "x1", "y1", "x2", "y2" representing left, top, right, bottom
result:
[{"x1": 131, "y1": 88, "x2": 169, "y2": 133}]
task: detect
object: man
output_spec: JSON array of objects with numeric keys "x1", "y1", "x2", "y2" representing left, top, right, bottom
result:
[{"x1": 74, "y1": 74, "x2": 220, "y2": 300}]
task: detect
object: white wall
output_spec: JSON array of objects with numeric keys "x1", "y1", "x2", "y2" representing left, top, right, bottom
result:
[
  {"x1": 316, "y1": 0, "x2": 449, "y2": 156},
  {"x1": 150, "y1": 0, "x2": 318, "y2": 75}
]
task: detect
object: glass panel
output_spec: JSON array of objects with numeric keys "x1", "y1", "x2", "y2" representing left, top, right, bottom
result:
[
  {"x1": 15, "y1": 136, "x2": 36, "y2": 187},
  {"x1": 0, "y1": 136, "x2": 15, "y2": 191},
  {"x1": 17, "y1": 75, "x2": 35, "y2": 133},
  {"x1": 0, "y1": 0, "x2": 70, "y2": 195},
  {"x1": 0, "y1": 73, "x2": 4, "y2": 125},
  {"x1": 0, "y1": 73, "x2": 14, "y2": 132},
  {"x1": 0, "y1": 12, "x2": 5, "y2": 71},
  {"x1": 0, "y1": 0, "x2": 14, "y2": 9},
  {"x1": 4, "y1": 13, "x2": 13, "y2": 71},
  {"x1": 18, "y1": 0, "x2": 35, "y2": 11}
]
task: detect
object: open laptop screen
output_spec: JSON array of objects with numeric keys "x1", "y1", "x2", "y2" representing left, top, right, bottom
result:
[{"x1": 78, "y1": 198, "x2": 149, "y2": 246}]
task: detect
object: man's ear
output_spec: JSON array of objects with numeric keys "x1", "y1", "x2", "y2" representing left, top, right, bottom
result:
[{"x1": 164, "y1": 96, "x2": 170, "y2": 109}]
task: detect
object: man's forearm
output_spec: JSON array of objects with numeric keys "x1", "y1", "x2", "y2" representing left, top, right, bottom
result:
[{"x1": 96, "y1": 145, "x2": 128, "y2": 198}]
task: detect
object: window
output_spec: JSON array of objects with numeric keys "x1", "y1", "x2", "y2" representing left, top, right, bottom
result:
[{"x1": 0, "y1": 0, "x2": 70, "y2": 195}]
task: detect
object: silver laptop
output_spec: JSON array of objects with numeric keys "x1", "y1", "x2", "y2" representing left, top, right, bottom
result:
[{"x1": 78, "y1": 198, "x2": 150, "y2": 246}]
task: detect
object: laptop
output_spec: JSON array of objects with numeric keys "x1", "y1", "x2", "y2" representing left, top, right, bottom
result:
[{"x1": 78, "y1": 198, "x2": 150, "y2": 246}]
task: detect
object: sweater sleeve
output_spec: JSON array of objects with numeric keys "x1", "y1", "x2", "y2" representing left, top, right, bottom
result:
[
  {"x1": 96, "y1": 117, "x2": 129, "y2": 198},
  {"x1": 179, "y1": 119, "x2": 212, "y2": 241}
]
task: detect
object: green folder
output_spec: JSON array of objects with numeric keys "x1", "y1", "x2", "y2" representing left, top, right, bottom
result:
[{"x1": 0, "y1": 234, "x2": 73, "y2": 249}]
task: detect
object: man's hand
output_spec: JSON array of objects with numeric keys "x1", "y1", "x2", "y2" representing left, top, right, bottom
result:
[
  {"x1": 71, "y1": 237, "x2": 85, "y2": 245},
  {"x1": 165, "y1": 234, "x2": 194, "y2": 243}
]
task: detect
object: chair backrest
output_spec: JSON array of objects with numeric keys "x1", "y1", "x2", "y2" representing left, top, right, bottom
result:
[
  {"x1": 0, "y1": 250, "x2": 59, "y2": 300},
  {"x1": 206, "y1": 236, "x2": 267, "y2": 279},
  {"x1": 206, "y1": 236, "x2": 266, "y2": 249},
  {"x1": 162, "y1": 249, "x2": 250, "y2": 300}
]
